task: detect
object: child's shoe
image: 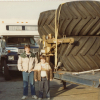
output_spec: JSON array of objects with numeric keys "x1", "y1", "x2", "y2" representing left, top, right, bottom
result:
[
  {"x1": 21, "y1": 96, "x2": 28, "y2": 99},
  {"x1": 32, "y1": 95, "x2": 38, "y2": 99},
  {"x1": 38, "y1": 98, "x2": 42, "y2": 100}
]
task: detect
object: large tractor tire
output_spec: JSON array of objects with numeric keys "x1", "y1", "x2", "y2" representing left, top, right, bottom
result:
[
  {"x1": 58, "y1": 36, "x2": 100, "y2": 72},
  {"x1": 38, "y1": 10, "x2": 55, "y2": 38},
  {"x1": 38, "y1": 10, "x2": 55, "y2": 57},
  {"x1": 38, "y1": 1, "x2": 100, "y2": 72},
  {"x1": 57, "y1": 1, "x2": 100, "y2": 37}
]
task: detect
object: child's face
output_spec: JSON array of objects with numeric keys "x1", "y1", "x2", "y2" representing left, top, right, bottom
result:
[
  {"x1": 41, "y1": 59, "x2": 46, "y2": 63},
  {"x1": 25, "y1": 47, "x2": 30, "y2": 53}
]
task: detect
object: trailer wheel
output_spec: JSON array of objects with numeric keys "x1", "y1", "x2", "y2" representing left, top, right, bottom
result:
[{"x1": 4, "y1": 60, "x2": 11, "y2": 80}]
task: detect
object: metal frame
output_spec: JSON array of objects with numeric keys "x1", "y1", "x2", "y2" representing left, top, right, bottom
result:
[{"x1": 54, "y1": 71, "x2": 100, "y2": 88}]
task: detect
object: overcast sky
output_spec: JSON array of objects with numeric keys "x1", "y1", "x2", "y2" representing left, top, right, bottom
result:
[
  {"x1": 0, "y1": 0, "x2": 99, "y2": 24},
  {"x1": 0, "y1": 1, "x2": 67, "y2": 20},
  {"x1": 0, "y1": 0, "x2": 98, "y2": 19}
]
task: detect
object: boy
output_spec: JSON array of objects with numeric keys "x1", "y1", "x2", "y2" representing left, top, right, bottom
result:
[
  {"x1": 18, "y1": 44, "x2": 38, "y2": 99},
  {"x1": 34, "y1": 56, "x2": 53, "y2": 100}
]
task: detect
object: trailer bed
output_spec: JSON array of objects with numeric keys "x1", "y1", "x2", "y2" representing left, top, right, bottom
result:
[{"x1": 54, "y1": 71, "x2": 100, "y2": 88}]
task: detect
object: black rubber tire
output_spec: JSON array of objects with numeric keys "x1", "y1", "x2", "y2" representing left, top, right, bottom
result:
[
  {"x1": 38, "y1": 10, "x2": 55, "y2": 38},
  {"x1": 58, "y1": 36, "x2": 100, "y2": 72},
  {"x1": 0, "y1": 59, "x2": 2, "y2": 74},
  {"x1": 4, "y1": 60, "x2": 11, "y2": 80},
  {"x1": 56, "y1": 1, "x2": 100, "y2": 37},
  {"x1": 0, "y1": 58, "x2": 4, "y2": 75}
]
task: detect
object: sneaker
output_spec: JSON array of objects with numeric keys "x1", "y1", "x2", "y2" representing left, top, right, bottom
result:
[
  {"x1": 47, "y1": 98, "x2": 50, "y2": 100},
  {"x1": 32, "y1": 95, "x2": 38, "y2": 99},
  {"x1": 38, "y1": 98, "x2": 42, "y2": 100},
  {"x1": 21, "y1": 96, "x2": 27, "y2": 99}
]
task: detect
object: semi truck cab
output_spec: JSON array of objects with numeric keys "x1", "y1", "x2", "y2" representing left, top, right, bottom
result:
[{"x1": 0, "y1": 19, "x2": 39, "y2": 80}]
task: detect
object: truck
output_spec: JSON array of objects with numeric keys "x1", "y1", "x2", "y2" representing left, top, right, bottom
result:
[{"x1": 0, "y1": 19, "x2": 40, "y2": 80}]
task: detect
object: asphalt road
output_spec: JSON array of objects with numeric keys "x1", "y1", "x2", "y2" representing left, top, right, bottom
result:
[{"x1": 0, "y1": 72, "x2": 99, "y2": 100}]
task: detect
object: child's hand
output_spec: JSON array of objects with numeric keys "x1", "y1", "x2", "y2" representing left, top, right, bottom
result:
[
  {"x1": 31, "y1": 69, "x2": 35, "y2": 71},
  {"x1": 35, "y1": 79, "x2": 37, "y2": 82},
  {"x1": 50, "y1": 79, "x2": 52, "y2": 81},
  {"x1": 21, "y1": 69, "x2": 26, "y2": 72}
]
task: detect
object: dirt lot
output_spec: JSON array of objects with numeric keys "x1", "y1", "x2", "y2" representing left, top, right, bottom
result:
[{"x1": 0, "y1": 72, "x2": 99, "y2": 100}]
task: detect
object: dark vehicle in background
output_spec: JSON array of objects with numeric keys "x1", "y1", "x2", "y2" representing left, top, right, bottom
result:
[{"x1": 0, "y1": 36, "x2": 39, "y2": 80}]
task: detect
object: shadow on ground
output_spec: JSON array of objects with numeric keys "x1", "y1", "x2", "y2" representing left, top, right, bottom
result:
[{"x1": 50, "y1": 80, "x2": 79, "y2": 99}]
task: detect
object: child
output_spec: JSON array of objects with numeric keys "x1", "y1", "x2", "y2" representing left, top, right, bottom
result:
[
  {"x1": 34, "y1": 55, "x2": 53, "y2": 100},
  {"x1": 18, "y1": 44, "x2": 38, "y2": 99}
]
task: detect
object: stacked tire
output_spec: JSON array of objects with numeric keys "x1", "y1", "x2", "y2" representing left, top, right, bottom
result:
[
  {"x1": 58, "y1": 36, "x2": 100, "y2": 71},
  {"x1": 38, "y1": 1, "x2": 100, "y2": 72},
  {"x1": 38, "y1": 10, "x2": 55, "y2": 38},
  {"x1": 57, "y1": 1, "x2": 100, "y2": 37}
]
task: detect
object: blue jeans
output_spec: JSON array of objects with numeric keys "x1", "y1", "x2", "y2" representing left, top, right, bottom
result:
[{"x1": 22, "y1": 71, "x2": 36, "y2": 96}]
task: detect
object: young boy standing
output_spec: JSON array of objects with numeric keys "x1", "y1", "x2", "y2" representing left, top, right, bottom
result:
[
  {"x1": 18, "y1": 45, "x2": 38, "y2": 99},
  {"x1": 34, "y1": 56, "x2": 53, "y2": 100}
]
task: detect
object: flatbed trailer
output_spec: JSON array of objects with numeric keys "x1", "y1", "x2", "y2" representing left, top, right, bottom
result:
[{"x1": 54, "y1": 71, "x2": 100, "y2": 88}]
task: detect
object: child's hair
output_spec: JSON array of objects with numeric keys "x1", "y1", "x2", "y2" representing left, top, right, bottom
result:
[
  {"x1": 24, "y1": 44, "x2": 30, "y2": 49},
  {"x1": 40, "y1": 55, "x2": 46, "y2": 60}
]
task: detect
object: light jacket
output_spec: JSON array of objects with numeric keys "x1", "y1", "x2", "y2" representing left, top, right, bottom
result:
[
  {"x1": 17, "y1": 52, "x2": 38, "y2": 73},
  {"x1": 34, "y1": 62, "x2": 53, "y2": 81}
]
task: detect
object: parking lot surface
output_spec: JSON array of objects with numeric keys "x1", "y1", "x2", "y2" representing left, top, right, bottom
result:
[{"x1": 0, "y1": 72, "x2": 99, "y2": 100}]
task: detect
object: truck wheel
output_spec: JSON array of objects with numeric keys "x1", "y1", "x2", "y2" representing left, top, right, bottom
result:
[
  {"x1": 0, "y1": 58, "x2": 4, "y2": 75},
  {"x1": 57, "y1": 1, "x2": 100, "y2": 37},
  {"x1": 0, "y1": 58, "x2": 2, "y2": 75},
  {"x1": 4, "y1": 60, "x2": 11, "y2": 80},
  {"x1": 38, "y1": 10, "x2": 55, "y2": 38}
]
